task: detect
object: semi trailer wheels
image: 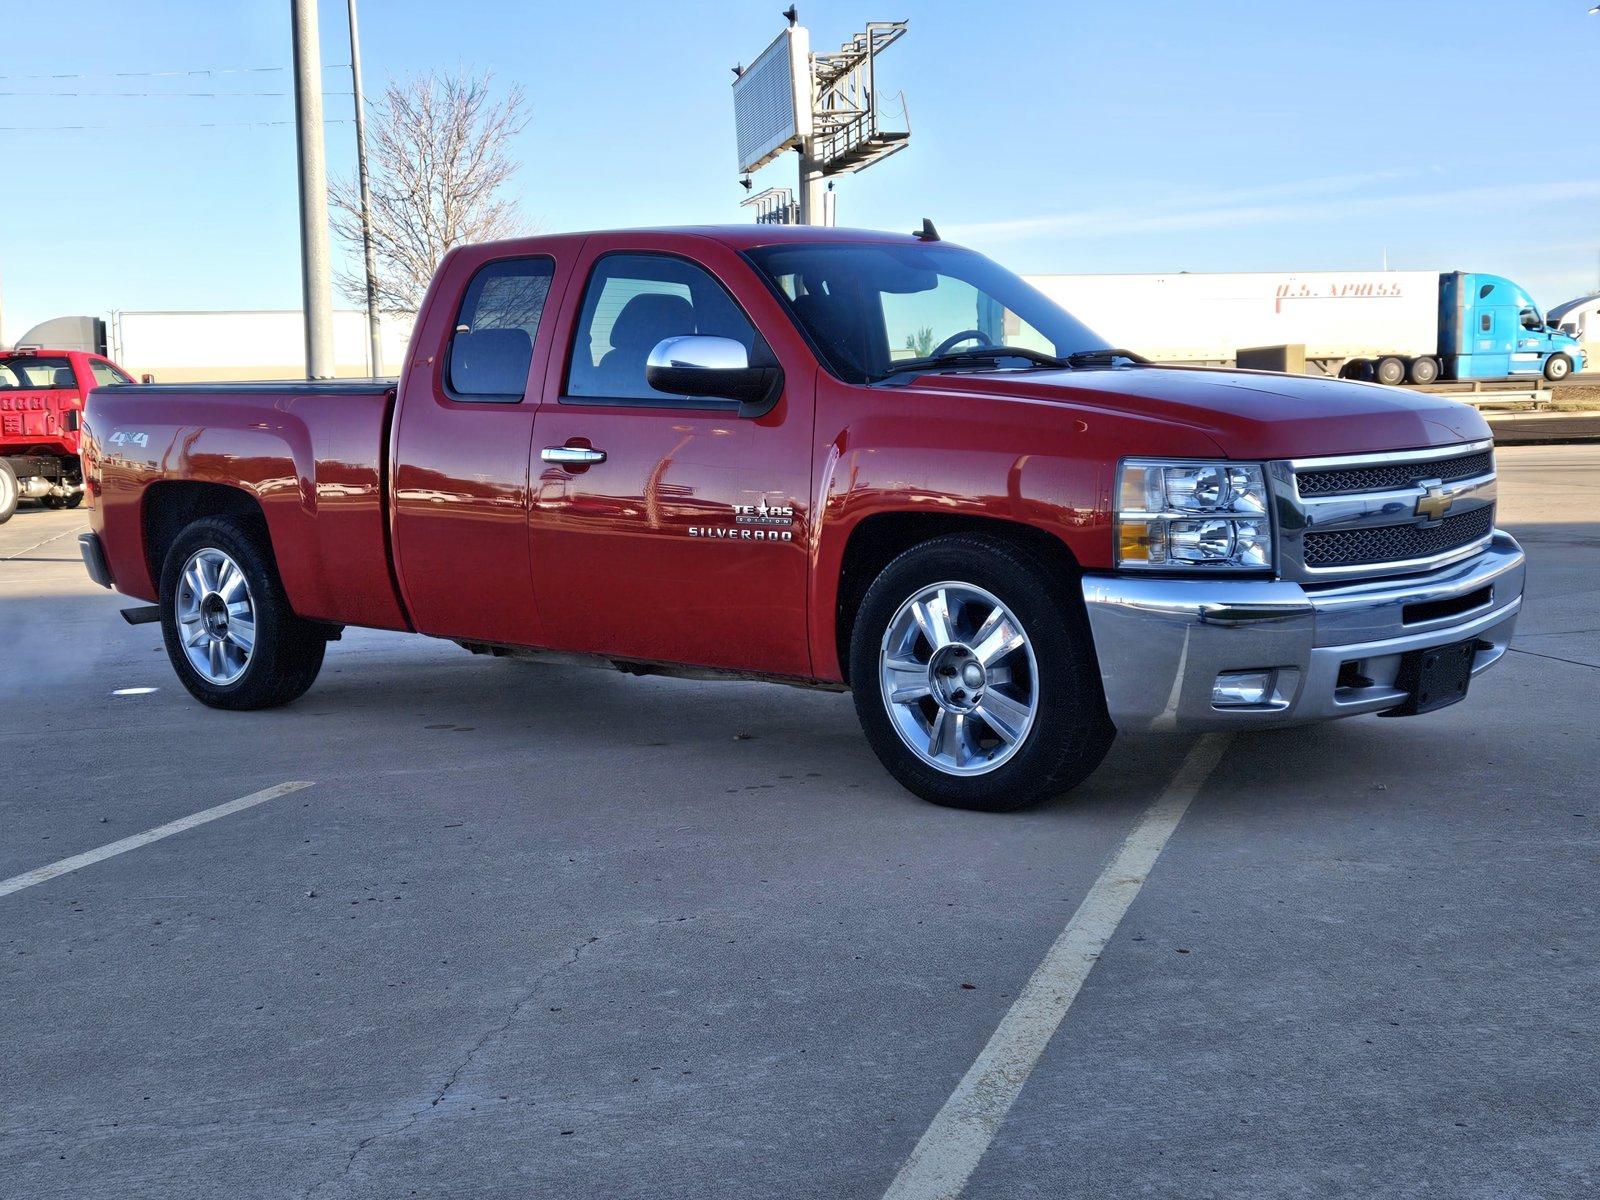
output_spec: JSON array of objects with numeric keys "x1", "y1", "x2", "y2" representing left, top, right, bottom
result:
[
  {"x1": 1408, "y1": 357, "x2": 1439, "y2": 385},
  {"x1": 849, "y1": 534, "x2": 1114, "y2": 812},
  {"x1": 1544, "y1": 354, "x2": 1573, "y2": 382},
  {"x1": 0, "y1": 461, "x2": 16, "y2": 524},
  {"x1": 1375, "y1": 356, "x2": 1407, "y2": 386},
  {"x1": 158, "y1": 516, "x2": 326, "y2": 710}
]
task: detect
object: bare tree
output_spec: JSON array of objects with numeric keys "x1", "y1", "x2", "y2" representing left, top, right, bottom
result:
[{"x1": 331, "y1": 70, "x2": 531, "y2": 313}]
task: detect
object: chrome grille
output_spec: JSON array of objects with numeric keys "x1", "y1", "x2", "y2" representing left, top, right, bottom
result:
[
  {"x1": 1302, "y1": 505, "x2": 1495, "y2": 567},
  {"x1": 1271, "y1": 439, "x2": 1497, "y2": 581},
  {"x1": 1297, "y1": 450, "x2": 1493, "y2": 497}
]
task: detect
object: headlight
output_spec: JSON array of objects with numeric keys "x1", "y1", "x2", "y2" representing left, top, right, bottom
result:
[{"x1": 1116, "y1": 459, "x2": 1273, "y2": 570}]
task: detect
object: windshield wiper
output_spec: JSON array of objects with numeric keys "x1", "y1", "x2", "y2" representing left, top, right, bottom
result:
[
  {"x1": 1062, "y1": 347, "x2": 1150, "y2": 367},
  {"x1": 872, "y1": 345, "x2": 1067, "y2": 380}
]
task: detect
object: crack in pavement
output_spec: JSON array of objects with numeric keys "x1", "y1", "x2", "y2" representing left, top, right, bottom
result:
[
  {"x1": 303, "y1": 931, "x2": 609, "y2": 1200},
  {"x1": 0, "y1": 523, "x2": 88, "y2": 561},
  {"x1": 1508, "y1": 646, "x2": 1600, "y2": 672}
]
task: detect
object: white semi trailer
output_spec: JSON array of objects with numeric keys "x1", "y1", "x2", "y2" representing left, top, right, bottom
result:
[
  {"x1": 1024, "y1": 270, "x2": 1584, "y2": 384},
  {"x1": 1546, "y1": 293, "x2": 1600, "y2": 371},
  {"x1": 107, "y1": 310, "x2": 412, "y2": 383}
]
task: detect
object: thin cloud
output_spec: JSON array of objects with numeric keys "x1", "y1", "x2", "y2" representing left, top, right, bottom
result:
[{"x1": 949, "y1": 177, "x2": 1600, "y2": 242}]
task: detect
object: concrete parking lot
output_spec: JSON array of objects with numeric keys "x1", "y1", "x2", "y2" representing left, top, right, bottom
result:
[{"x1": 2, "y1": 444, "x2": 1596, "y2": 1199}]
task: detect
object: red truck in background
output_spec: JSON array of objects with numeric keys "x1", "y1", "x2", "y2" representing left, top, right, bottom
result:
[
  {"x1": 0, "y1": 348, "x2": 136, "y2": 523},
  {"x1": 78, "y1": 226, "x2": 1523, "y2": 811}
]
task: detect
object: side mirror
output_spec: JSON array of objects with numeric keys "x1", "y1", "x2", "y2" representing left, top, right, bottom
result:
[
  {"x1": 645, "y1": 335, "x2": 783, "y2": 419},
  {"x1": 140, "y1": 373, "x2": 156, "y2": 385}
]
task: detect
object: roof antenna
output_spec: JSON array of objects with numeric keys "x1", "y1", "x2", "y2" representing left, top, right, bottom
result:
[{"x1": 913, "y1": 217, "x2": 939, "y2": 242}]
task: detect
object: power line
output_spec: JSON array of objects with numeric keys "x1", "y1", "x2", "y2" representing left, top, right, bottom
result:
[
  {"x1": 0, "y1": 118, "x2": 354, "y2": 131},
  {"x1": 0, "y1": 63, "x2": 349, "y2": 81},
  {"x1": 1, "y1": 90, "x2": 354, "y2": 98}
]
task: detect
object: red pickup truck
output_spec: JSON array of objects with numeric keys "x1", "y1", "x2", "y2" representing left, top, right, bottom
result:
[
  {"x1": 1, "y1": 347, "x2": 134, "y2": 522},
  {"x1": 79, "y1": 226, "x2": 1523, "y2": 811}
]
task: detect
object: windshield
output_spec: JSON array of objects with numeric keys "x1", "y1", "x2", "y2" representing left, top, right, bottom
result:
[
  {"x1": 0, "y1": 355, "x2": 76, "y2": 390},
  {"x1": 746, "y1": 242, "x2": 1109, "y2": 383}
]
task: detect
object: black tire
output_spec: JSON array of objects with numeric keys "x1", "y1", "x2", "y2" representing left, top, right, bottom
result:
[
  {"x1": 1339, "y1": 359, "x2": 1375, "y2": 382},
  {"x1": 40, "y1": 494, "x2": 64, "y2": 510},
  {"x1": 1408, "y1": 356, "x2": 1439, "y2": 385},
  {"x1": 0, "y1": 460, "x2": 16, "y2": 525},
  {"x1": 63, "y1": 491, "x2": 84, "y2": 509},
  {"x1": 158, "y1": 516, "x2": 326, "y2": 710},
  {"x1": 1544, "y1": 353, "x2": 1572, "y2": 382},
  {"x1": 1375, "y1": 356, "x2": 1407, "y2": 386},
  {"x1": 849, "y1": 534, "x2": 1114, "y2": 812}
]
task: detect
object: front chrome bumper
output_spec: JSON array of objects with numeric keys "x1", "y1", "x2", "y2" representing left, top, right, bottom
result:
[{"x1": 1081, "y1": 531, "x2": 1525, "y2": 732}]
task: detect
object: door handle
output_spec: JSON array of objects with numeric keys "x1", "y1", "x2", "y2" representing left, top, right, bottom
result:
[{"x1": 541, "y1": 446, "x2": 606, "y2": 465}]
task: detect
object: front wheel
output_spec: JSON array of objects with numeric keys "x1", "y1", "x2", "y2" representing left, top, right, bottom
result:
[
  {"x1": 1544, "y1": 353, "x2": 1573, "y2": 382},
  {"x1": 158, "y1": 516, "x2": 326, "y2": 710},
  {"x1": 849, "y1": 535, "x2": 1114, "y2": 812}
]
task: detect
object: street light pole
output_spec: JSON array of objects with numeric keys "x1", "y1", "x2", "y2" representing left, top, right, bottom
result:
[
  {"x1": 346, "y1": 0, "x2": 383, "y2": 377},
  {"x1": 290, "y1": 0, "x2": 335, "y2": 379}
]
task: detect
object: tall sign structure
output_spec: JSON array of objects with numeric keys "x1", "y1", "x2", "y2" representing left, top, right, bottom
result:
[{"x1": 732, "y1": 13, "x2": 910, "y2": 225}]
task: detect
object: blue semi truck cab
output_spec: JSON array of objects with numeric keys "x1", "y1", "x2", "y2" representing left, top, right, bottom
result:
[{"x1": 1440, "y1": 271, "x2": 1585, "y2": 383}]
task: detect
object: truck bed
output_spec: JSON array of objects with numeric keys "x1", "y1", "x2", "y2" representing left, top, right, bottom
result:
[{"x1": 85, "y1": 379, "x2": 410, "y2": 631}]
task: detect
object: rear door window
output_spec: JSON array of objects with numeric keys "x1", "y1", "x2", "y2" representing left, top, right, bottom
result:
[{"x1": 447, "y1": 256, "x2": 555, "y2": 401}]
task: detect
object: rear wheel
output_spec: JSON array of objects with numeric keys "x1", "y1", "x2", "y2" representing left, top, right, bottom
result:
[
  {"x1": 849, "y1": 534, "x2": 1114, "y2": 812},
  {"x1": 40, "y1": 494, "x2": 64, "y2": 510},
  {"x1": 1544, "y1": 353, "x2": 1573, "y2": 382},
  {"x1": 1375, "y1": 356, "x2": 1407, "y2": 386},
  {"x1": 1408, "y1": 356, "x2": 1439, "y2": 385},
  {"x1": 159, "y1": 516, "x2": 326, "y2": 710},
  {"x1": 63, "y1": 490, "x2": 84, "y2": 509},
  {"x1": 0, "y1": 461, "x2": 16, "y2": 525}
]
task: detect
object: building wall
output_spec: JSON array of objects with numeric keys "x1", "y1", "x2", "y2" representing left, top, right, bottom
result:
[{"x1": 109, "y1": 309, "x2": 414, "y2": 382}]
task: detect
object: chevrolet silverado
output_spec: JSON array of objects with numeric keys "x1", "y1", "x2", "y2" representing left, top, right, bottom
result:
[{"x1": 79, "y1": 226, "x2": 1523, "y2": 811}]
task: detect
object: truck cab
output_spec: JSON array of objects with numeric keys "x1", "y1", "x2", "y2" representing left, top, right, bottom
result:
[{"x1": 1440, "y1": 271, "x2": 1586, "y2": 382}]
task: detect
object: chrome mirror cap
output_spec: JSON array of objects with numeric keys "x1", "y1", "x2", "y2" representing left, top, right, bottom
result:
[{"x1": 646, "y1": 335, "x2": 750, "y2": 372}]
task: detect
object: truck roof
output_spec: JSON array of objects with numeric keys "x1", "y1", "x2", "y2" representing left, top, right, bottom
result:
[{"x1": 471, "y1": 224, "x2": 937, "y2": 254}]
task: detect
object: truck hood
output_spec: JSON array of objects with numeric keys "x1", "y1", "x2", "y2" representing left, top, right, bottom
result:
[{"x1": 907, "y1": 365, "x2": 1491, "y2": 459}]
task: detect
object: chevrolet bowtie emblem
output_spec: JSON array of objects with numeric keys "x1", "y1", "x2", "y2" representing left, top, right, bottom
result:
[{"x1": 1415, "y1": 483, "x2": 1454, "y2": 521}]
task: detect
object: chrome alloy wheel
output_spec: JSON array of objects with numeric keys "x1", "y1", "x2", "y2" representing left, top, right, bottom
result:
[
  {"x1": 175, "y1": 547, "x2": 257, "y2": 686},
  {"x1": 879, "y1": 581, "x2": 1039, "y2": 776}
]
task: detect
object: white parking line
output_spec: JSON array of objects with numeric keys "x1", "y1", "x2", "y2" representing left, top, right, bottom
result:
[
  {"x1": 0, "y1": 781, "x2": 314, "y2": 899},
  {"x1": 881, "y1": 733, "x2": 1234, "y2": 1200}
]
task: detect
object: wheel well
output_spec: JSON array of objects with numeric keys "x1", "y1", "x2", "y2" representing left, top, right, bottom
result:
[
  {"x1": 142, "y1": 481, "x2": 266, "y2": 584},
  {"x1": 834, "y1": 512, "x2": 1080, "y2": 683}
]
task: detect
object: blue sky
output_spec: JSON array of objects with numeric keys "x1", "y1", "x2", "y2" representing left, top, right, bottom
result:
[{"x1": 4, "y1": 0, "x2": 1600, "y2": 340}]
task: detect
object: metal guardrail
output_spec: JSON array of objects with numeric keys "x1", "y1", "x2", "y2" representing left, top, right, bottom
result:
[{"x1": 1405, "y1": 380, "x2": 1551, "y2": 409}]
